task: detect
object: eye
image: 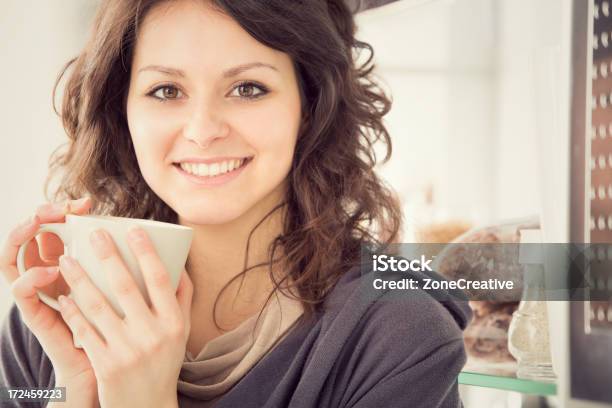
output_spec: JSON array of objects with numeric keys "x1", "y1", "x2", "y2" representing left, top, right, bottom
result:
[
  {"x1": 229, "y1": 81, "x2": 269, "y2": 100},
  {"x1": 147, "y1": 85, "x2": 184, "y2": 102}
]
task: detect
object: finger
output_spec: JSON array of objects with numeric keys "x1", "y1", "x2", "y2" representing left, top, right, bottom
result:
[
  {"x1": 35, "y1": 197, "x2": 92, "y2": 224},
  {"x1": 39, "y1": 197, "x2": 92, "y2": 262},
  {"x1": 57, "y1": 295, "x2": 106, "y2": 360},
  {"x1": 23, "y1": 237, "x2": 58, "y2": 269},
  {"x1": 38, "y1": 233, "x2": 65, "y2": 262},
  {"x1": 88, "y1": 230, "x2": 152, "y2": 321},
  {"x1": 58, "y1": 255, "x2": 124, "y2": 341},
  {"x1": 0, "y1": 215, "x2": 40, "y2": 282},
  {"x1": 11, "y1": 267, "x2": 83, "y2": 359},
  {"x1": 24, "y1": 237, "x2": 42, "y2": 265},
  {"x1": 65, "y1": 196, "x2": 93, "y2": 215},
  {"x1": 125, "y1": 227, "x2": 180, "y2": 318},
  {"x1": 175, "y1": 270, "x2": 193, "y2": 337},
  {"x1": 11, "y1": 266, "x2": 62, "y2": 330},
  {"x1": 23, "y1": 238, "x2": 65, "y2": 299},
  {"x1": 0, "y1": 198, "x2": 93, "y2": 277},
  {"x1": 24, "y1": 234, "x2": 52, "y2": 268}
]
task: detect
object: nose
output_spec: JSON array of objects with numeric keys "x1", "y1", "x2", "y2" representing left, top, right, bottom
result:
[{"x1": 182, "y1": 104, "x2": 229, "y2": 149}]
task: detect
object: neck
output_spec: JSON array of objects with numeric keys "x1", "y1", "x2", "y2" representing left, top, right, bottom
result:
[{"x1": 179, "y1": 190, "x2": 286, "y2": 328}]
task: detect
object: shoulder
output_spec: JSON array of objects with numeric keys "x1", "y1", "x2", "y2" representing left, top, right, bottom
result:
[
  {"x1": 312, "y1": 265, "x2": 470, "y2": 406},
  {"x1": 322, "y1": 264, "x2": 471, "y2": 361},
  {"x1": 1, "y1": 304, "x2": 35, "y2": 367}
]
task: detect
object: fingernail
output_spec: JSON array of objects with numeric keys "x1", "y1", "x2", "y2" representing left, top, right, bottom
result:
[
  {"x1": 58, "y1": 295, "x2": 69, "y2": 308},
  {"x1": 90, "y1": 229, "x2": 108, "y2": 245},
  {"x1": 72, "y1": 197, "x2": 90, "y2": 207},
  {"x1": 63, "y1": 201, "x2": 71, "y2": 215},
  {"x1": 59, "y1": 255, "x2": 75, "y2": 269},
  {"x1": 46, "y1": 266, "x2": 59, "y2": 275},
  {"x1": 36, "y1": 203, "x2": 64, "y2": 218},
  {"x1": 127, "y1": 226, "x2": 146, "y2": 242}
]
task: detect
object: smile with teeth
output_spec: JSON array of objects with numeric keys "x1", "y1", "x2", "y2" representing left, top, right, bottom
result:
[{"x1": 177, "y1": 158, "x2": 249, "y2": 177}]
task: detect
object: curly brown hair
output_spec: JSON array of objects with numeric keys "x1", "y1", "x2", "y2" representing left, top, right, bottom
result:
[{"x1": 48, "y1": 0, "x2": 403, "y2": 328}]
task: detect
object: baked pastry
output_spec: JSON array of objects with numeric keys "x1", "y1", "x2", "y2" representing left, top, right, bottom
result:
[{"x1": 433, "y1": 220, "x2": 539, "y2": 363}]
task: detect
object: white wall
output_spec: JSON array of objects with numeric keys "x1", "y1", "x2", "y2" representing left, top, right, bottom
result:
[
  {"x1": 355, "y1": 0, "x2": 565, "y2": 233},
  {"x1": 0, "y1": 1, "x2": 97, "y2": 318},
  {"x1": 356, "y1": 0, "x2": 502, "y2": 239}
]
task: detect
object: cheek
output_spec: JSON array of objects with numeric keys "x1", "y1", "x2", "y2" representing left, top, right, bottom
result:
[
  {"x1": 127, "y1": 104, "x2": 178, "y2": 172},
  {"x1": 236, "y1": 101, "x2": 300, "y2": 170}
]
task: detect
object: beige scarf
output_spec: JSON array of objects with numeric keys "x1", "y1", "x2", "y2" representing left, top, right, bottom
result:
[{"x1": 178, "y1": 290, "x2": 304, "y2": 407}]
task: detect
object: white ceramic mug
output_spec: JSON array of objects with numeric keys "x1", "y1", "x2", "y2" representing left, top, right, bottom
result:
[{"x1": 16, "y1": 214, "x2": 193, "y2": 342}]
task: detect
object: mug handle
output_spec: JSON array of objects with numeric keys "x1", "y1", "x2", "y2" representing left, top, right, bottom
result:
[{"x1": 16, "y1": 223, "x2": 70, "y2": 311}]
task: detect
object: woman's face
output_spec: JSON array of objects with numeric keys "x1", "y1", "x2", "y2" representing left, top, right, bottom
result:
[{"x1": 126, "y1": 0, "x2": 301, "y2": 225}]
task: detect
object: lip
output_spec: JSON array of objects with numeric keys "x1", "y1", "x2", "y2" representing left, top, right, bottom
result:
[
  {"x1": 173, "y1": 157, "x2": 252, "y2": 187},
  {"x1": 173, "y1": 156, "x2": 251, "y2": 165}
]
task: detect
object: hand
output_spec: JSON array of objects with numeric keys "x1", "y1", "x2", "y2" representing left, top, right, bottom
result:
[
  {"x1": 56, "y1": 226, "x2": 193, "y2": 408},
  {"x1": 0, "y1": 198, "x2": 99, "y2": 407}
]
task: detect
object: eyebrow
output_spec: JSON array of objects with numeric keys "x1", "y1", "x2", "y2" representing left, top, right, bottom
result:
[{"x1": 137, "y1": 62, "x2": 279, "y2": 78}]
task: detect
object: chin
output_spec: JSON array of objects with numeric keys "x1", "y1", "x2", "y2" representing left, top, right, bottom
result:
[
  {"x1": 174, "y1": 202, "x2": 247, "y2": 226},
  {"x1": 161, "y1": 183, "x2": 287, "y2": 227}
]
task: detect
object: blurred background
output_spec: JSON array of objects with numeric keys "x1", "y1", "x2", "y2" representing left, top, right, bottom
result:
[{"x1": 1, "y1": 0, "x2": 610, "y2": 407}]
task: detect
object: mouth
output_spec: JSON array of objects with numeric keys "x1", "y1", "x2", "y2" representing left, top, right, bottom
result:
[{"x1": 172, "y1": 157, "x2": 253, "y2": 178}]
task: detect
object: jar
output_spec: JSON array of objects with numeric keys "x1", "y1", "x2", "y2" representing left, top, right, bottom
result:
[{"x1": 507, "y1": 230, "x2": 556, "y2": 382}]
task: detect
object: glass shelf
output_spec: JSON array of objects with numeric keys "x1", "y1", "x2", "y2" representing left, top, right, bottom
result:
[{"x1": 459, "y1": 361, "x2": 557, "y2": 396}]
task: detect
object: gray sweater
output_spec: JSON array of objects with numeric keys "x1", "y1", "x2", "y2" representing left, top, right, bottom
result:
[{"x1": 0, "y1": 265, "x2": 472, "y2": 407}]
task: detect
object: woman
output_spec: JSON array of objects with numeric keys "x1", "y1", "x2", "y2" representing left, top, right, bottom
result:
[{"x1": 0, "y1": 0, "x2": 471, "y2": 407}]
